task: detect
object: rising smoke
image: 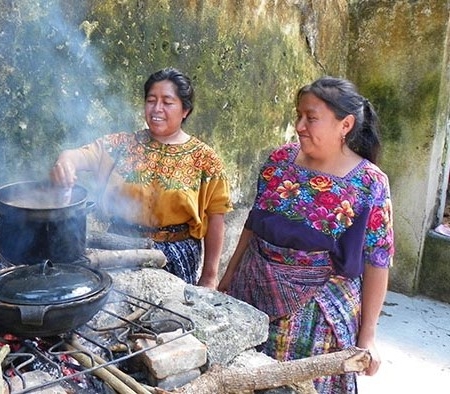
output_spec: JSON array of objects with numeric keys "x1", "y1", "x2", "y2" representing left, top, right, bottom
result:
[{"x1": 0, "y1": 0, "x2": 139, "y2": 184}]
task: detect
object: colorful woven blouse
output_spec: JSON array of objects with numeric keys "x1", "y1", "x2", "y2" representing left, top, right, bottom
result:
[
  {"x1": 244, "y1": 143, "x2": 394, "y2": 277},
  {"x1": 79, "y1": 130, "x2": 233, "y2": 239}
]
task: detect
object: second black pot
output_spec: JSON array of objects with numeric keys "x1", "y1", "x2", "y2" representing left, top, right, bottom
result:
[{"x1": 0, "y1": 260, "x2": 112, "y2": 337}]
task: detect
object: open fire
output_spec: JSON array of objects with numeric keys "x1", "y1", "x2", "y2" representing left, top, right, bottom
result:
[{"x1": 1, "y1": 289, "x2": 195, "y2": 394}]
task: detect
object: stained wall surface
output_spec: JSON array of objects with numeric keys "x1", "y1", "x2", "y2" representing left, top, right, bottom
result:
[
  {"x1": 348, "y1": 1, "x2": 450, "y2": 296},
  {"x1": 1, "y1": 0, "x2": 449, "y2": 298}
]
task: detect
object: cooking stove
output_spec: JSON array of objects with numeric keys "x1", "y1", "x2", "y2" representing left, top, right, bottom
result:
[{"x1": 1, "y1": 288, "x2": 195, "y2": 394}]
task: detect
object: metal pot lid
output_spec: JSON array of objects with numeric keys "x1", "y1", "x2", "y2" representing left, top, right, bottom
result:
[{"x1": 0, "y1": 260, "x2": 110, "y2": 305}]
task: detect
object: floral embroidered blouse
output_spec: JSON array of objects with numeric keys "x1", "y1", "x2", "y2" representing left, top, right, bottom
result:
[
  {"x1": 78, "y1": 130, "x2": 233, "y2": 239},
  {"x1": 244, "y1": 143, "x2": 394, "y2": 277}
]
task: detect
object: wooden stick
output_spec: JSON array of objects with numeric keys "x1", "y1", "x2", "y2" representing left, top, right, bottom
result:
[
  {"x1": 66, "y1": 340, "x2": 156, "y2": 394},
  {"x1": 0, "y1": 345, "x2": 9, "y2": 364},
  {"x1": 0, "y1": 345, "x2": 10, "y2": 394},
  {"x1": 123, "y1": 307, "x2": 148, "y2": 324}
]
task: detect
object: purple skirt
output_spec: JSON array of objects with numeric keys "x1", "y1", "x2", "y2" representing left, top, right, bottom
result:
[{"x1": 229, "y1": 234, "x2": 361, "y2": 393}]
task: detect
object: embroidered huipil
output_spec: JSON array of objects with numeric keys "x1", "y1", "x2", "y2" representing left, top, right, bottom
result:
[
  {"x1": 248, "y1": 142, "x2": 394, "y2": 271},
  {"x1": 78, "y1": 130, "x2": 232, "y2": 239},
  {"x1": 231, "y1": 142, "x2": 394, "y2": 320}
]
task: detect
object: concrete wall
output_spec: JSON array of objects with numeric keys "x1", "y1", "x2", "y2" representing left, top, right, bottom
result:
[
  {"x1": 1, "y1": 0, "x2": 450, "y2": 300},
  {"x1": 420, "y1": 230, "x2": 450, "y2": 303},
  {"x1": 419, "y1": 14, "x2": 450, "y2": 302},
  {"x1": 347, "y1": 1, "x2": 450, "y2": 297}
]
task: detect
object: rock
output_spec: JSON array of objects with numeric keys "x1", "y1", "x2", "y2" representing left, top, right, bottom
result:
[
  {"x1": 110, "y1": 268, "x2": 269, "y2": 365},
  {"x1": 135, "y1": 331, "x2": 207, "y2": 378}
]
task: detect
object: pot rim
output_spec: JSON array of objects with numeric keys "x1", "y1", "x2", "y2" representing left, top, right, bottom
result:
[{"x1": 0, "y1": 180, "x2": 87, "y2": 210}]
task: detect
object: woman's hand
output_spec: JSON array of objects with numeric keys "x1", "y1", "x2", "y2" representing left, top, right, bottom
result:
[
  {"x1": 197, "y1": 275, "x2": 218, "y2": 290},
  {"x1": 217, "y1": 271, "x2": 233, "y2": 293},
  {"x1": 50, "y1": 160, "x2": 77, "y2": 188},
  {"x1": 357, "y1": 337, "x2": 381, "y2": 376},
  {"x1": 50, "y1": 150, "x2": 83, "y2": 188},
  {"x1": 217, "y1": 228, "x2": 253, "y2": 294}
]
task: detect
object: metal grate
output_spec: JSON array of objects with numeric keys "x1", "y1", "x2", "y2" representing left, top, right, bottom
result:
[{"x1": 1, "y1": 288, "x2": 195, "y2": 394}]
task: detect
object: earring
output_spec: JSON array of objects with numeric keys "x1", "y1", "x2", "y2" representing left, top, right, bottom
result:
[{"x1": 341, "y1": 134, "x2": 346, "y2": 143}]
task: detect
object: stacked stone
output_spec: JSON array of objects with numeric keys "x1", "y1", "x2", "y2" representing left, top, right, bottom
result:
[{"x1": 136, "y1": 330, "x2": 207, "y2": 391}]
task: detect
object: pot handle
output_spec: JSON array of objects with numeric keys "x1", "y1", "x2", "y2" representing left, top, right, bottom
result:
[
  {"x1": 42, "y1": 259, "x2": 54, "y2": 275},
  {"x1": 18, "y1": 304, "x2": 50, "y2": 326},
  {"x1": 77, "y1": 200, "x2": 96, "y2": 215}
]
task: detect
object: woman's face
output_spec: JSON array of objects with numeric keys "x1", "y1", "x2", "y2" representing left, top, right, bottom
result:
[
  {"x1": 295, "y1": 92, "x2": 347, "y2": 159},
  {"x1": 144, "y1": 80, "x2": 190, "y2": 138}
]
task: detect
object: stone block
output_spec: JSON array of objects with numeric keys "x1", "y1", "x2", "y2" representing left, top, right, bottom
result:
[
  {"x1": 149, "y1": 368, "x2": 201, "y2": 391},
  {"x1": 135, "y1": 331, "x2": 207, "y2": 379}
]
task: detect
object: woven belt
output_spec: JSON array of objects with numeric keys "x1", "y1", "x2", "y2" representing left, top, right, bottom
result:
[
  {"x1": 109, "y1": 219, "x2": 191, "y2": 243},
  {"x1": 143, "y1": 227, "x2": 191, "y2": 243}
]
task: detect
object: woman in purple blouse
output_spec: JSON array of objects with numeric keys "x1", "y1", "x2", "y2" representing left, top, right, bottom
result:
[{"x1": 219, "y1": 76, "x2": 395, "y2": 393}]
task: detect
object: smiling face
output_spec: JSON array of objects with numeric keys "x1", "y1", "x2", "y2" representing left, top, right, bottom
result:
[
  {"x1": 295, "y1": 92, "x2": 350, "y2": 160},
  {"x1": 144, "y1": 80, "x2": 190, "y2": 141}
]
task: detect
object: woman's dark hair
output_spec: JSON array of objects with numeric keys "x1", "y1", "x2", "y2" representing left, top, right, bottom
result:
[
  {"x1": 144, "y1": 67, "x2": 195, "y2": 122},
  {"x1": 296, "y1": 76, "x2": 381, "y2": 164}
]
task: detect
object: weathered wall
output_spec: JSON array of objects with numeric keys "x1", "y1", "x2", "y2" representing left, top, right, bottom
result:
[
  {"x1": 419, "y1": 16, "x2": 450, "y2": 302},
  {"x1": 0, "y1": 0, "x2": 350, "y2": 275},
  {"x1": 1, "y1": 0, "x2": 450, "y2": 298},
  {"x1": 347, "y1": 0, "x2": 450, "y2": 295},
  {"x1": 0, "y1": 0, "x2": 348, "y2": 202}
]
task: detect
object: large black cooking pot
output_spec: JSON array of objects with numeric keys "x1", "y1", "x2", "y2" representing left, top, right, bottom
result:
[
  {"x1": 0, "y1": 180, "x2": 94, "y2": 265},
  {"x1": 0, "y1": 260, "x2": 112, "y2": 337}
]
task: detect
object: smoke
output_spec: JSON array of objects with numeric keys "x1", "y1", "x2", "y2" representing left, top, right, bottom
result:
[{"x1": 0, "y1": 0, "x2": 139, "y2": 183}]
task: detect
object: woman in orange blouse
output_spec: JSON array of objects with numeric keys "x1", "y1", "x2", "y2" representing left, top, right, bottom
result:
[{"x1": 51, "y1": 68, "x2": 233, "y2": 289}]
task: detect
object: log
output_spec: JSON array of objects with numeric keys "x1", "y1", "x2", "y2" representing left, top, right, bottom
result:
[
  {"x1": 154, "y1": 347, "x2": 371, "y2": 394},
  {"x1": 85, "y1": 248, "x2": 167, "y2": 270},
  {"x1": 87, "y1": 231, "x2": 154, "y2": 250}
]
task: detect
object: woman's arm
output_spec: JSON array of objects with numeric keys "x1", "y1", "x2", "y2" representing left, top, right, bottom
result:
[
  {"x1": 357, "y1": 264, "x2": 389, "y2": 376},
  {"x1": 197, "y1": 213, "x2": 225, "y2": 289},
  {"x1": 217, "y1": 227, "x2": 253, "y2": 292}
]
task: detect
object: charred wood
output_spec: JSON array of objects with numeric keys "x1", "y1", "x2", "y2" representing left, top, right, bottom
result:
[{"x1": 66, "y1": 340, "x2": 157, "y2": 394}]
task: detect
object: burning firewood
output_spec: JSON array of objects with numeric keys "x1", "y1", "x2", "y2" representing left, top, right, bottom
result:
[
  {"x1": 66, "y1": 340, "x2": 157, "y2": 394},
  {"x1": 153, "y1": 347, "x2": 370, "y2": 394}
]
